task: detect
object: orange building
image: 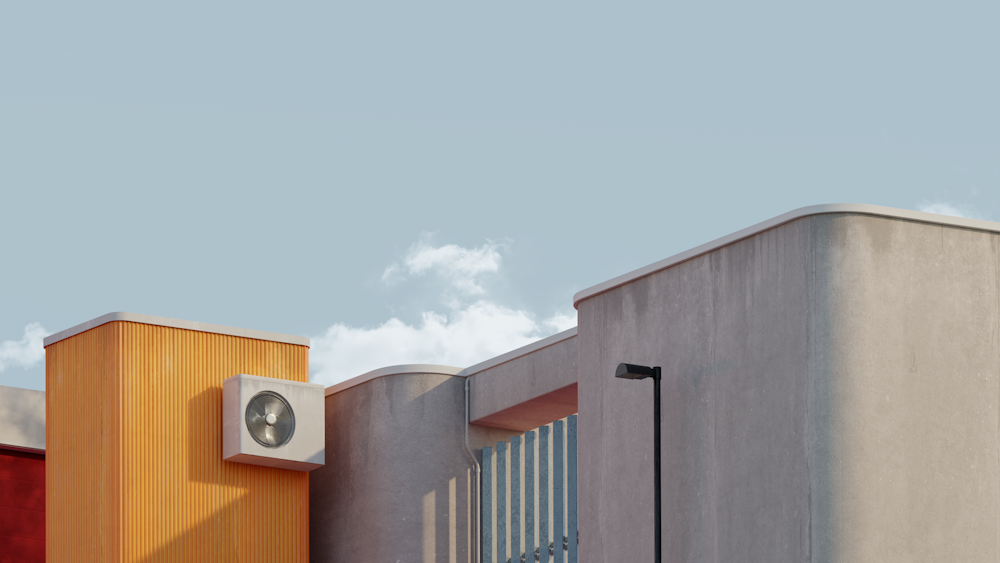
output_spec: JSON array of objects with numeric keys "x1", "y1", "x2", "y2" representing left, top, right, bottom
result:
[{"x1": 44, "y1": 313, "x2": 315, "y2": 562}]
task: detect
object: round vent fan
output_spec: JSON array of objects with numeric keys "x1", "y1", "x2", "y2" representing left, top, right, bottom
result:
[{"x1": 245, "y1": 391, "x2": 296, "y2": 448}]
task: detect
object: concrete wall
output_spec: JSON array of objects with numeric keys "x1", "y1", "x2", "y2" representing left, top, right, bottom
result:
[
  {"x1": 311, "y1": 371, "x2": 511, "y2": 562},
  {"x1": 469, "y1": 330, "x2": 578, "y2": 432},
  {"x1": 577, "y1": 213, "x2": 1000, "y2": 563},
  {"x1": 0, "y1": 385, "x2": 45, "y2": 451}
]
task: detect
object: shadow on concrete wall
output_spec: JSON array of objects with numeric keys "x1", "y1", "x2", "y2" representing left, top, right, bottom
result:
[{"x1": 312, "y1": 373, "x2": 501, "y2": 563}]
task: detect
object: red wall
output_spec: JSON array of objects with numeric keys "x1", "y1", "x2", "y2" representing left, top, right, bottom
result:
[{"x1": 0, "y1": 448, "x2": 45, "y2": 563}]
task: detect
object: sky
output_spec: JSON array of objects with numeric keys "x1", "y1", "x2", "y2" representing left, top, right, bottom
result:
[{"x1": 2, "y1": 1, "x2": 998, "y2": 391}]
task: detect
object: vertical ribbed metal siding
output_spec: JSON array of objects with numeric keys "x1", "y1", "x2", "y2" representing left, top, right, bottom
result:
[
  {"x1": 47, "y1": 321, "x2": 311, "y2": 563},
  {"x1": 47, "y1": 322, "x2": 124, "y2": 562}
]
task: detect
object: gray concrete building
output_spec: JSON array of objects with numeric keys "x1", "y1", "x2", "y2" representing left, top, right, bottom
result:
[
  {"x1": 310, "y1": 328, "x2": 579, "y2": 563},
  {"x1": 312, "y1": 203, "x2": 1000, "y2": 562},
  {"x1": 575, "y1": 204, "x2": 1000, "y2": 563}
]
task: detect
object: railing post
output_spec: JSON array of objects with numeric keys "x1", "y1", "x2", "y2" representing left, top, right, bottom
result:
[
  {"x1": 498, "y1": 441, "x2": 507, "y2": 563},
  {"x1": 512, "y1": 436, "x2": 522, "y2": 563},
  {"x1": 567, "y1": 416, "x2": 578, "y2": 563},
  {"x1": 483, "y1": 446, "x2": 494, "y2": 563},
  {"x1": 539, "y1": 425, "x2": 550, "y2": 563},
  {"x1": 526, "y1": 431, "x2": 536, "y2": 563},
  {"x1": 554, "y1": 420, "x2": 565, "y2": 563}
]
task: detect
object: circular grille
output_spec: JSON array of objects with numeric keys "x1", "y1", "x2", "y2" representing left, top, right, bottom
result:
[{"x1": 245, "y1": 391, "x2": 295, "y2": 448}]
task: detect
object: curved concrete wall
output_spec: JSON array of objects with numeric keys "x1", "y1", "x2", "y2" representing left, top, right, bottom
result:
[
  {"x1": 311, "y1": 371, "x2": 512, "y2": 562},
  {"x1": 578, "y1": 212, "x2": 1000, "y2": 563}
]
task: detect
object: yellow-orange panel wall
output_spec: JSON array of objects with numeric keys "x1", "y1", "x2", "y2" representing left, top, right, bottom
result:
[{"x1": 46, "y1": 321, "x2": 310, "y2": 563}]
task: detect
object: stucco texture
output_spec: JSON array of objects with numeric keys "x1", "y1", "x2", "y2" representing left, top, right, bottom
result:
[
  {"x1": 577, "y1": 213, "x2": 1000, "y2": 563},
  {"x1": 311, "y1": 373, "x2": 489, "y2": 562}
]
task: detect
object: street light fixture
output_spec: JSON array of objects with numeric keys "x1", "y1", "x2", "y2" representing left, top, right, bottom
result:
[{"x1": 615, "y1": 363, "x2": 661, "y2": 563}]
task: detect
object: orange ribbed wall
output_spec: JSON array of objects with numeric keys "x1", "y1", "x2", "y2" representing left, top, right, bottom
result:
[{"x1": 46, "y1": 321, "x2": 310, "y2": 563}]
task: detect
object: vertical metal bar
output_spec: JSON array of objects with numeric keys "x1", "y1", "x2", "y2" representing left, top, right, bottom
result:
[
  {"x1": 539, "y1": 425, "x2": 550, "y2": 563},
  {"x1": 498, "y1": 441, "x2": 507, "y2": 563},
  {"x1": 553, "y1": 420, "x2": 565, "y2": 563},
  {"x1": 654, "y1": 367, "x2": 662, "y2": 563},
  {"x1": 525, "y1": 431, "x2": 536, "y2": 563},
  {"x1": 567, "y1": 415, "x2": 578, "y2": 563},
  {"x1": 483, "y1": 446, "x2": 493, "y2": 563},
  {"x1": 512, "y1": 436, "x2": 522, "y2": 563}
]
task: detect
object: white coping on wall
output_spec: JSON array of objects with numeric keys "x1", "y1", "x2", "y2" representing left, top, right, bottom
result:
[
  {"x1": 43, "y1": 312, "x2": 311, "y2": 348},
  {"x1": 457, "y1": 326, "x2": 577, "y2": 377},
  {"x1": 573, "y1": 203, "x2": 1000, "y2": 309},
  {"x1": 324, "y1": 364, "x2": 464, "y2": 397}
]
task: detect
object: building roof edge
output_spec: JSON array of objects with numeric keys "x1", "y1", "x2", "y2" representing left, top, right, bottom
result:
[
  {"x1": 324, "y1": 364, "x2": 465, "y2": 397},
  {"x1": 43, "y1": 312, "x2": 310, "y2": 347},
  {"x1": 458, "y1": 327, "x2": 577, "y2": 377},
  {"x1": 573, "y1": 203, "x2": 1000, "y2": 309}
]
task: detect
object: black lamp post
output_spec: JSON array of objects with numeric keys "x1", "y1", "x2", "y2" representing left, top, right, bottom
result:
[{"x1": 615, "y1": 363, "x2": 661, "y2": 563}]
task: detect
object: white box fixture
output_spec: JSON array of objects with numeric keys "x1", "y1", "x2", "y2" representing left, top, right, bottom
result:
[{"x1": 223, "y1": 374, "x2": 325, "y2": 471}]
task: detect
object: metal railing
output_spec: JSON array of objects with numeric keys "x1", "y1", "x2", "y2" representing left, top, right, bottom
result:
[{"x1": 482, "y1": 415, "x2": 578, "y2": 563}]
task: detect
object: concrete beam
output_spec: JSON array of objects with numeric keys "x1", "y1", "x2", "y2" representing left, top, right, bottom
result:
[{"x1": 466, "y1": 328, "x2": 578, "y2": 431}]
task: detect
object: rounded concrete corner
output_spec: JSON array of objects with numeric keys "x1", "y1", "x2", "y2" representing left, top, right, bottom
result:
[
  {"x1": 323, "y1": 364, "x2": 465, "y2": 397},
  {"x1": 573, "y1": 203, "x2": 1000, "y2": 309}
]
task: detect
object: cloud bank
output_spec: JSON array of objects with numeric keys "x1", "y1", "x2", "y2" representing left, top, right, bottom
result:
[
  {"x1": 311, "y1": 238, "x2": 575, "y2": 387},
  {"x1": 0, "y1": 323, "x2": 48, "y2": 372}
]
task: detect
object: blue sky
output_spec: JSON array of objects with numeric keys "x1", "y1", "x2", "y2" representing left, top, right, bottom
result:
[{"x1": 2, "y1": 1, "x2": 998, "y2": 390}]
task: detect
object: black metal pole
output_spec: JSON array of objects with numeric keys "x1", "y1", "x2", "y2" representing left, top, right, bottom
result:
[{"x1": 653, "y1": 366, "x2": 661, "y2": 563}]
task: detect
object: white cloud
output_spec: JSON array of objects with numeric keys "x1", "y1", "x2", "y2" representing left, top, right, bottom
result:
[
  {"x1": 311, "y1": 302, "x2": 574, "y2": 386},
  {"x1": 382, "y1": 237, "x2": 508, "y2": 295},
  {"x1": 917, "y1": 201, "x2": 987, "y2": 221},
  {"x1": 0, "y1": 323, "x2": 48, "y2": 372},
  {"x1": 312, "y1": 238, "x2": 575, "y2": 387}
]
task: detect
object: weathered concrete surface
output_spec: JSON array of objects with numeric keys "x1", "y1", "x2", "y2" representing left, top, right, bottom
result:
[
  {"x1": 0, "y1": 385, "x2": 45, "y2": 451},
  {"x1": 470, "y1": 334, "x2": 577, "y2": 431},
  {"x1": 311, "y1": 372, "x2": 511, "y2": 562},
  {"x1": 578, "y1": 213, "x2": 1000, "y2": 563},
  {"x1": 817, "y1": 214, "x2": 1000, "y2": 562}
]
